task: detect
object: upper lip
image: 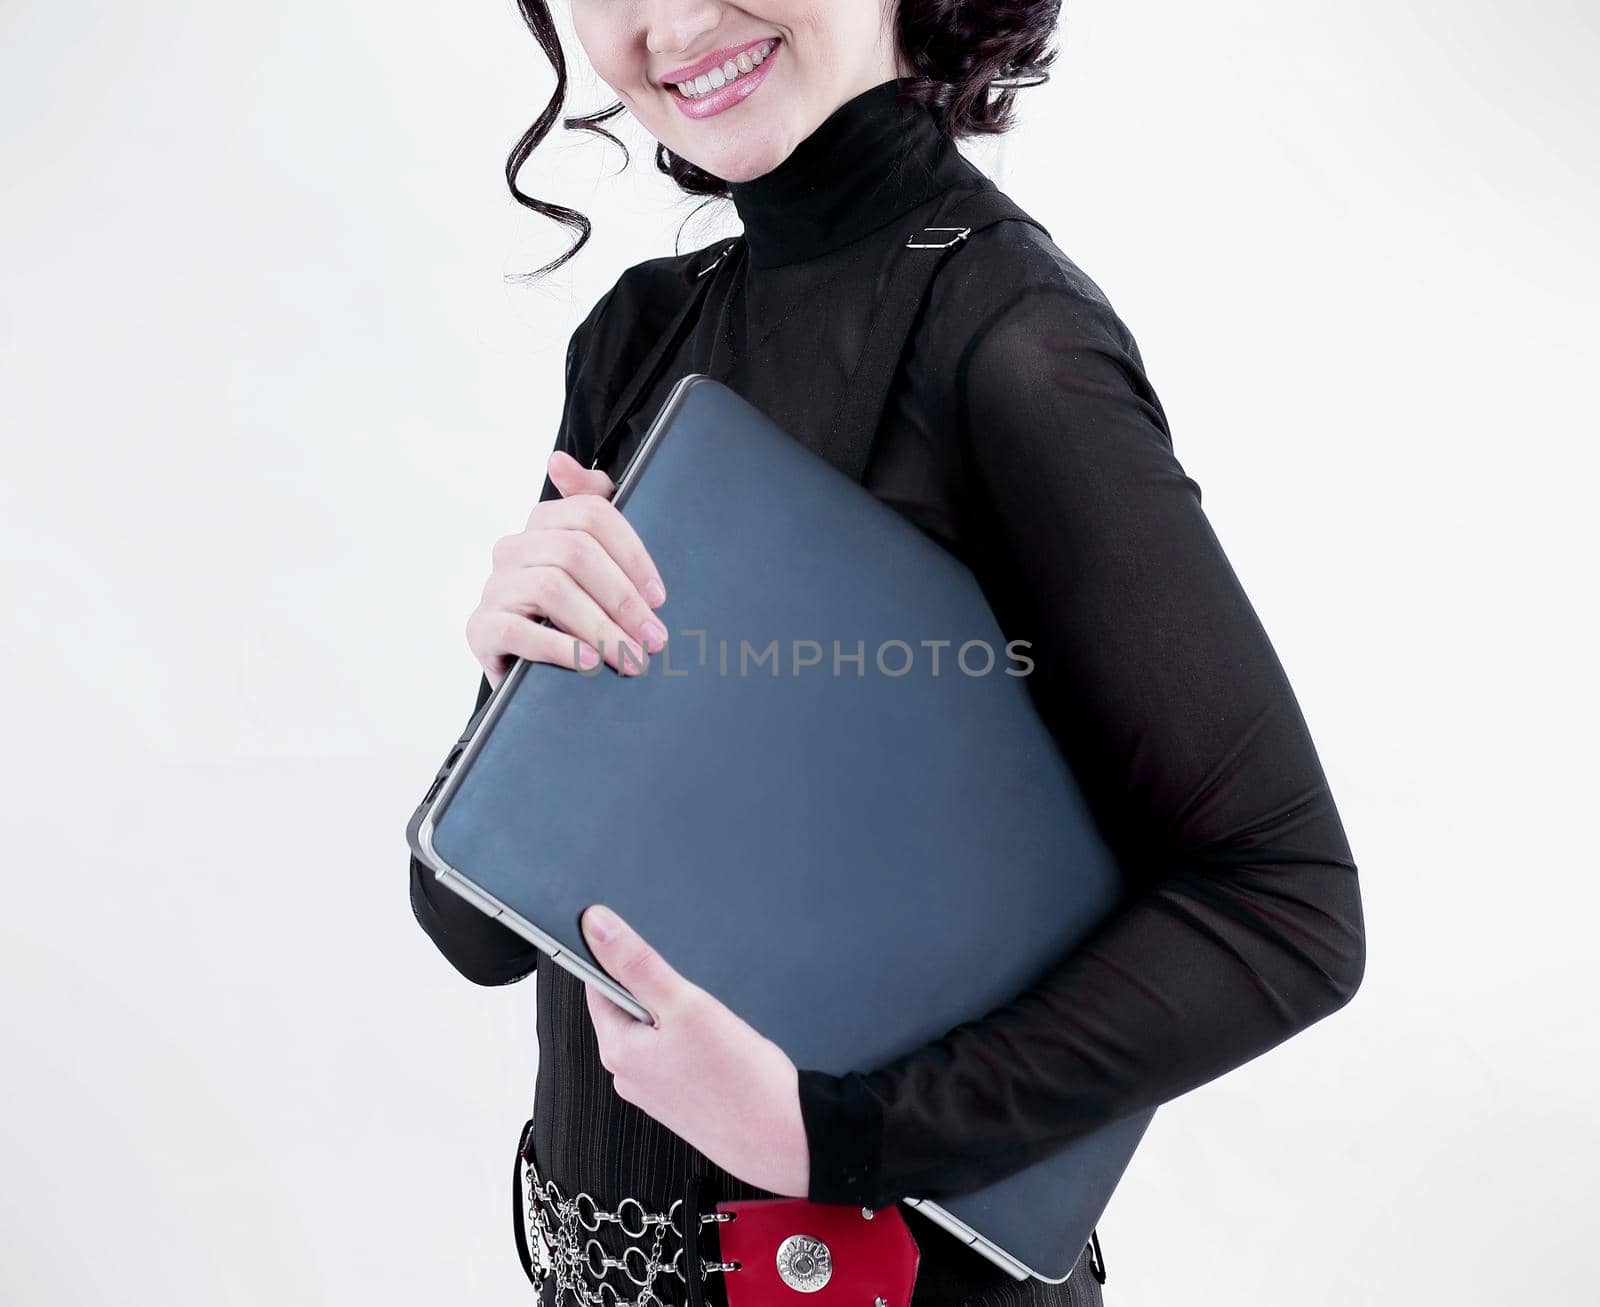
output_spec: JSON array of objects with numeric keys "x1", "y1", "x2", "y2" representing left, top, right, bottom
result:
[{"x1": 661, "y1": 37, "x2": 776, "y2": 87}]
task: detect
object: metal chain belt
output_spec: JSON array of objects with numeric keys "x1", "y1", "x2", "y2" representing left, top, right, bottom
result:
[{"x1": 521, "y1": 1152, "x2": 740, "y2": 1307}]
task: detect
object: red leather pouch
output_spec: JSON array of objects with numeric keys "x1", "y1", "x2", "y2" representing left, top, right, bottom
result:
[{"x1": 713, "y1": 1198, "x2": 920, "y2": 1307}]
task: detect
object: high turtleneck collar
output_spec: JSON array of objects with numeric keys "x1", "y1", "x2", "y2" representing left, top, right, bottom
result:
[{"x1": 727, "y1": 77, "x2": 970, "y2": 269}]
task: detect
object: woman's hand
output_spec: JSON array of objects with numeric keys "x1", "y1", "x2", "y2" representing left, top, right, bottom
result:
[
  {"x1": 579, "y1": 903, "x2": 812, "y2": 1200},
  {"x1": 468, "y1": 450, "x2": 670, "y2": 690}
]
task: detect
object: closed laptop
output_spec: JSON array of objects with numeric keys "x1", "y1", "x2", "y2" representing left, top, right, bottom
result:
[{"x1": 407, "y1": 373, "x2": 1154, "y2": 1282}]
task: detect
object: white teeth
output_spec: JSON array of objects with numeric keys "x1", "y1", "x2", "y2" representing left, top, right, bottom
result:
[{"x1": 674, "y1": 40, "x2": 776, "y2": 98}]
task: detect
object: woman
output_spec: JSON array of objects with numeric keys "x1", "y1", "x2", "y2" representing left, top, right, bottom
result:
[{"x1": 409, "y1": 3, "x2": 1368, "y2": 1304}]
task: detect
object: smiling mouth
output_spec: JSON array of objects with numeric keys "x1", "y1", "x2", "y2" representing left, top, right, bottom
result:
[{"x1": 668, "y1": 38, "x2": 780, "y2": 100}]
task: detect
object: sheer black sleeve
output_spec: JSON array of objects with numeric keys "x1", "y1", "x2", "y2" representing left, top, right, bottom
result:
[
  {"x1": 796, "y1": 281, "x2": 1366, "y2": 1207},
  {"x1": 407, "y1": 306, "x2": 607, "y2": 986}
]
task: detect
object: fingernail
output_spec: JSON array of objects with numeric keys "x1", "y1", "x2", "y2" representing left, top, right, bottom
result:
[
  {"x1": 585, "y1": 905, "x2": 619, "y2": 943},
  {"x1": 644, "y1": 579, "x2": 666, "y2": 607},
  {"x1": 641, "y1": 619, "x2": 668, "y2": 652},
  {"x1": 577, "y1": 643, "x2": 600, "y2": 669}
]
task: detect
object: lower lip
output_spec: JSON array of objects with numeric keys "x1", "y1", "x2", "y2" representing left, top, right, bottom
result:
[{"x1": 668, "y1": 40, "x2": 781, "y2": 120}]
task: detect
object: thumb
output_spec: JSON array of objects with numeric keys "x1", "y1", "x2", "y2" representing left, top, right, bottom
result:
[
  {"x1": 549, "y1": 449, "x2": 617, "y2": 501},
  {"x1": 581, "y1": 904, "x2": 685, "y2": 1016}
]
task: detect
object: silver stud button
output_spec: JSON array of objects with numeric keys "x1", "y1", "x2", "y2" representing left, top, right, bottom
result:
[{"x1": 775, "y1": 1233, "x2": 833, "y2": 1292}]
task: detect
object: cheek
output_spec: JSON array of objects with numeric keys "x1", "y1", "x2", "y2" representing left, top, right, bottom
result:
[
  {"x1": 569, "y1": 9, "x2": 626, "y2": 84},
  {"x1": 772, "y1": 3, "x2": 859, "y2": 75},
  {"x1": 784, "y1": 1, "x2": 852, "y2": 38}
]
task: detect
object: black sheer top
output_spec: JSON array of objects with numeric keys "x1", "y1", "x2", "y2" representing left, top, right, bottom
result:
[{"x1": 410, "y1": 76, "x2": 1365, "y2": 1306}]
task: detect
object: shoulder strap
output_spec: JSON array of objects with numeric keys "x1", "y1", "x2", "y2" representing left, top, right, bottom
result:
[
  {"x1": 817, "y1": 186, "x2": 1049, "y2": 485},
  {"x1": 588, "y1": 237, "x2": 742, "y2": 473}
]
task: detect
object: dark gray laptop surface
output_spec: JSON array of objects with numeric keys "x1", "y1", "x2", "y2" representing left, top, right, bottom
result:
[{"x1": 407, "y1": 374, "x2": 1153, "y2": 1283}]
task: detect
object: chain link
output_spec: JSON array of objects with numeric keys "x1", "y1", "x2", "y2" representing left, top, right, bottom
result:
[{"x1": 522, "y1": 1153, "x2": 739, "y2": 1307}]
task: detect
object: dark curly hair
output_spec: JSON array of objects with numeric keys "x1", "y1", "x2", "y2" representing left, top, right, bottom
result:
[{"x1": 506, "y1": 0, "x2": 1060, "y2": 279}]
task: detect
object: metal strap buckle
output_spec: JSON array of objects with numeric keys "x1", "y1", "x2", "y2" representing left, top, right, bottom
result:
[
  {"x1": 695, "y1": 241, "x2": 735, "y2": 278},
  {"x1": 905, "y1": 225, "x2": 972, "y2": 249}
]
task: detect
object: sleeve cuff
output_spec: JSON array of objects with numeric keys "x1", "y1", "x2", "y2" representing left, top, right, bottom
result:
[{"x1": 795, "y1": 1068, "x2": 886, "y2": 1208}]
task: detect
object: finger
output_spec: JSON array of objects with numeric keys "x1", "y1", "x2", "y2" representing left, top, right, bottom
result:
[
  {"x1": 481, "y1": 557, "x2": 652, "y2": 676},
  {"x1": 487, "y1": 541, "x2": 655, "y2": 675},
  {"x1": 494, "y1": 521, "x2": 666, "y2": 666},
  {"x1": 581, "y1": 905, "x2": 684, "y2": 1018},
  {"x1": 468, "y1": 608, "x2": 605, "y2": 679},
  {"x1": 585, "y1": 978, "x2": 636, "y2": 1056},
  {"x1": 527, "y1": 486, "x2": 668, "y2": 612},
  {"x1": 547, "y1": 449, "x2": 617, "y2": 501}
]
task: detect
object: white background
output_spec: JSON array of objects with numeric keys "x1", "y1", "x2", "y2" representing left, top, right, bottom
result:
[{"x1": 3, "y1": 1, "x2": 1595, "y2": 1303}]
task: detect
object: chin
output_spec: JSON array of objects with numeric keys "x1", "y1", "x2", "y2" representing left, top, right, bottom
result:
[
  {"x1": 709, "y1": 144, "x2": 789, "y2": 184},
  {"x1": 671, "y1": 120, "x2": 802, "y2": 186}
]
